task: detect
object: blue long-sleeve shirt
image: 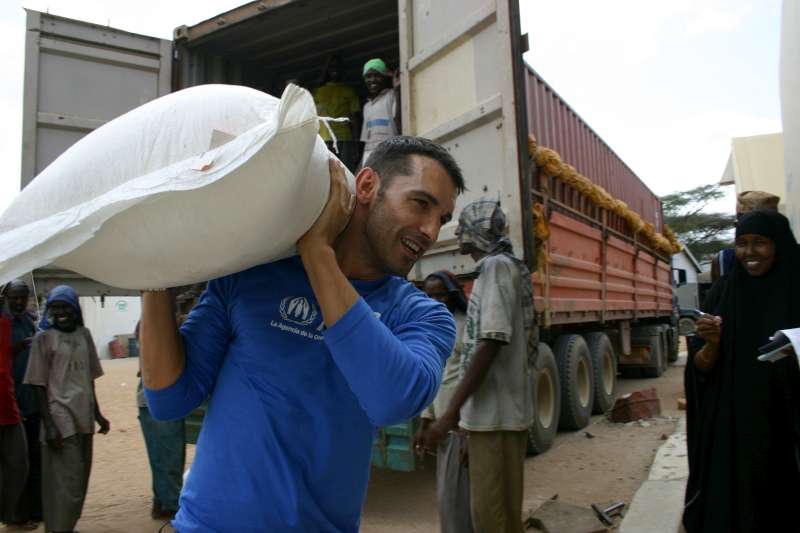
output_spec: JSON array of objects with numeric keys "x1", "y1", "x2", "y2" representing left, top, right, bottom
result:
[{"x1": 145, "y1": 257, "x2": 454, "y2": 532}]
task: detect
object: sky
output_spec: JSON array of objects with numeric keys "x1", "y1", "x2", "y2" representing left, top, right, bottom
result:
[{"x1": 0, "y1": 0, "x2": 785, "y2": 215}]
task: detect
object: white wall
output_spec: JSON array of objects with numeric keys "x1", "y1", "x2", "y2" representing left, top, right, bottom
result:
[
  {"x1": 80, "y1": 296, "x2": 141, "y2": 359},
  {"x1": 671, "y1": 251, "x2": 699, "y2": 284},
  {"x1": 781, "y1": 0, "x2": 800, "y2": 238}
]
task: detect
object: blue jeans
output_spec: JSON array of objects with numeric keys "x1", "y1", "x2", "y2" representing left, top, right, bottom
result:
[{"x1": 138, "y1": 407, "x2": 185, "y2": 511}]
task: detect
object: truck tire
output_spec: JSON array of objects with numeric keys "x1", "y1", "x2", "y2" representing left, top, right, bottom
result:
[
  {"x1": 639, "y1": 326, "x2": 666, "y2": 378},
  {"x1": 667, "y1": 327, "x2": 680, "y2": 363},
  {"x1": 527, "y1": 343, "x2": 561, "y2": 455},
  {"x1": 585, "y1": 332, "x2": 617, "y2": 414},
  {"x1": 554, "y1": 334, "x2": 594, "y2": 430}
]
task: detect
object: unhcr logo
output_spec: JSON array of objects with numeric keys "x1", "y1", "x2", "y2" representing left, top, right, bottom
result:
[{"x1": 279, "y1": 296, "x2": 318, "y2": 326}]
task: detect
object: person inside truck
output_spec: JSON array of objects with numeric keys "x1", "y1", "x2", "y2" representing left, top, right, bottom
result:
[
  {"x1": 422, "y1": 198, "x2": 536, "y2": 533},
  {"x1": 312, "y1": 55, "x2": 362, "y2": 172},
  {"x1": 360, "y1": 58, "x2": 400, "y2": 167},
  {"x1": 413, "y1": 270, "x2": 473, "y2": 533},
  {"x1": 683, "y1": 209, "x2": 800, "y2": 532},
  {"x1": 139, "y1": 136, "x2": 465, "y2": 533}
]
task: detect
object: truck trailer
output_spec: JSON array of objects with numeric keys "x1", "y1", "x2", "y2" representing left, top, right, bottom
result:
[{"x1": 18, "y1": 0, "x2": 678, "y2": 471}]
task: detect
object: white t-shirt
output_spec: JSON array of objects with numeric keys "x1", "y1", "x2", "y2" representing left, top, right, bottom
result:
[
  {"x1": 458, "y1": 254, "x2": 534, "y2": 432},
  {"x1": 360, "y1": 88, "x2": 399, "y2": 164}
]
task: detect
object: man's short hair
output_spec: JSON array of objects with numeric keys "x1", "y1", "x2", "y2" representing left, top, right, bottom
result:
[{"x1": 365, "y1": 136, "x2": 466, "y2": 195}]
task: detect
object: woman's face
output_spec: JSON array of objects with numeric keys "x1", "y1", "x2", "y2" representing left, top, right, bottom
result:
[{"x1": 735, "y1": 233, "x2": 776, "y2": 277}]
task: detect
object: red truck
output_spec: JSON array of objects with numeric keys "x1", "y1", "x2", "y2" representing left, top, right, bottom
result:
[{"x1": 20, "y1": 0, "x2": 677, "y2": 470}]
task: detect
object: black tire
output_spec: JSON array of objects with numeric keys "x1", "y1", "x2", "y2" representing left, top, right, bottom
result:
[
  {"x1": 527, "y1": 343, "x2": 561, "y2": 455},
  {"x1": 638, "y1": 326, "x2": 666, "y2": 378},
  {"x1": 667, "y1": 326, "x2": 679, "y2": 363},
  {"x1": 554, "y1": 334, "x2": 594, "y2": 430},
  {"x1": 585, "y1": 332, "x2": 617, "y2": 414}
]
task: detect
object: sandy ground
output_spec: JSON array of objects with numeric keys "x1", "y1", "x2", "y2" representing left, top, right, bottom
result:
[{"x1": 2, "y1": 351, "x2": 685, "y2": 533}]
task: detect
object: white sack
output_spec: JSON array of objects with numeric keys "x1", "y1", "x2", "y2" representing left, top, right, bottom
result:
[{"x1": 0, "y1": 84, "x2": 351, "y2": 289}]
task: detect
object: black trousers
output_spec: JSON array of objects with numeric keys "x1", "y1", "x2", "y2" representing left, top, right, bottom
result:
[{"x1": 13, "y1": 413, "x2": 42, "y2": 522}]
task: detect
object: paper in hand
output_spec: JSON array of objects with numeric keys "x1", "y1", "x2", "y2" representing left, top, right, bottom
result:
[{"x1": 757, "y1": 328, "x2": 800, "y2": 364}]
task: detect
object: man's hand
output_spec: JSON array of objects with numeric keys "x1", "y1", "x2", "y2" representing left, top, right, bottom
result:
[
  {"x1": 422, "y1": 411, "x2": 458, "y2": 451},
  {"x1": 696, "y1": 315, "x2": 722, "y2": 344},
  {"x1": 96, "y1": 415, "x2": 111, "y2": 435},
  {"x1": 297, "y1": 158, "x2": 354, "y2": 256},
  {"x1": 412, "y1": 417, "x2": 432, "y2": 457},
  {"x1": 45, "y1": 425, "x2": 63, "y2": 450}
]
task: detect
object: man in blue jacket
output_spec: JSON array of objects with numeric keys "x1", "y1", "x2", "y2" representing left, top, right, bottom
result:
[{"x1": 139, "y1": 136, "x2": 465, "y2": 532}]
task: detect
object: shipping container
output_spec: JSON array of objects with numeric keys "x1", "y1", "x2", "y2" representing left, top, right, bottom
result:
[{"x1": 18, "y1": 0, "x2": 676, "y2": 471}]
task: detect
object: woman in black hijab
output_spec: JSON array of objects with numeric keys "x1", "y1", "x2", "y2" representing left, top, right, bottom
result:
[{"x1": 683, "y1": 210, "x2": 800, "y2": 532}]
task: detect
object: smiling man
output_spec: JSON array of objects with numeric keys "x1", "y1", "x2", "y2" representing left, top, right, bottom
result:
[
  {"x1": 139, "y1": 136, "x2": 465, "y2": 532},
  {"x1": 360, "y1": 58, "x2": 400, "y2": 167}
]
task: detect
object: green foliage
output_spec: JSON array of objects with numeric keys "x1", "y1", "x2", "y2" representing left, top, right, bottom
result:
[{"x1": 661, "y1": 184, "x2": 735, "y2": 261}]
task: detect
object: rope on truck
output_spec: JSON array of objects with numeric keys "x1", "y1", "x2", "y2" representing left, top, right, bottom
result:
[{"x1": 527, "y1": 134, "x2": 682, "y2": 256}]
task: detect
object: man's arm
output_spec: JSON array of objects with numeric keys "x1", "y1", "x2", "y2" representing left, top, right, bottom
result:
[
  {"x1": 142, "y1": 280, "x2": 232, "y2": 421},
  {"x1": 33, "y1": 385, "x2": 61, "y2": 448},
  {"x1": 92, "y1": 382, "x2": 110, "y2": 434},
  {"x1": 422, "y1": 340, "x2": 502, "y2": 448},
  {"x1": 297, "y1": 159, "x2": 453, "y2": 425},
  {"x1": 297, "y1": 158, "x2": 359, "y2": 327}
]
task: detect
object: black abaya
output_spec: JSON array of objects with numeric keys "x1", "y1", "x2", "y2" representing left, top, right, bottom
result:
[{"x1": 683, "y1": 211, "x2": 800, "y2": 533}]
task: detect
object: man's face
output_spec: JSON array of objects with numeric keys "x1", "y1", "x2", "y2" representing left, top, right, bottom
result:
[
  {"x1": 7, "y1": 287, "x2": 29, "y2": 316},
  {"x1": 735, "y1": 233, "x2": 776, "y2": 277},
  {"x1": 364, "y1": 71, "x2": 386, "y2": 97},
  {"x1": 424, "y1": 277, "x2": 453, "y2": 312},
  {"x1": 363, "y1": 156, "x2": 456, "y2": 277},
  {"x1": 455, "y1": 224, "x2": 479, "y2": 256},
  {"x1": 48, "y1": 301, "x2": 78, "y2": 331}
]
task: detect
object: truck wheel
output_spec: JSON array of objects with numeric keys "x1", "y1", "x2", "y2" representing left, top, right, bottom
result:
[
  {"x1": 639, "y1": 326, "x2": 666, "y2": 378},
  {"x1": 527, "y1": 343, "x2": 561, "y2": 455},
  {"x1": 585, "y1": 332, "x2": 617, "y2": 414},
  {"x1": 555, "y1": 334, "x2": 594, "y2": 430},
  {"x1": 667, "y1": 327, "x2": 679, "y2": 363}
]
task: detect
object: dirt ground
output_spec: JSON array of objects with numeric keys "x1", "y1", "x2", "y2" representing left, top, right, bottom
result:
[{"x1": 2, "y1": 350, "x2": 686, "y2": 533}]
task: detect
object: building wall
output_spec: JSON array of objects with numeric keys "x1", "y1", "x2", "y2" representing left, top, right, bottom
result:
[
  {"x1": 672, "y1": 250, "x2": 700, "y2": 311},
  {"x1": 79, "y1": 296, "x2": 141, "y2": 359},
  {"x1": 781, "y1": 0, "x2": 800, "y2": 238},
  {"x1": 671, "y1": 251, "x2": 699, "y2": 284},
  {"x1": 729, "y1": 134, "x2": 787, "y2": 212}
]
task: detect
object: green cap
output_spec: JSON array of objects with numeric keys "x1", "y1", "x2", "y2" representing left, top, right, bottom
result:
[{"x1": 362, "y1": 58, "x2": 388, "y2": 77}]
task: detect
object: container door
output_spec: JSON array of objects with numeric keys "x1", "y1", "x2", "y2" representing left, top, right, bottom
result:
[
  {"x1": 20, "y1": 10, "x2": 172, "y2": 296},
  {"x1": 398, "y1": 0, "x2": 531, "y2": 279},
  {"x1": 20, "y1": 10, "x2": 173, "y2": 189}
]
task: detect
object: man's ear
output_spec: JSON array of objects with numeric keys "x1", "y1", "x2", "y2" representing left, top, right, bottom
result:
[{"x1": 355, "y1": 167, "x2": 380, "y2": 205}]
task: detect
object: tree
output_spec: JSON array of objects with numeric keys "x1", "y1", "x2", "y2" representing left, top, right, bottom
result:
[{"x1": 661, "y1": 184, "x2": 735, "y2": 261}]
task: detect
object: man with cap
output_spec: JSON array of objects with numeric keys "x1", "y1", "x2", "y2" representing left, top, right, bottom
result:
[
  {"x1": 423, "y1": 198, "x2": 536, "y2": 533},
  {"x1": 313, "y1": 55, "x2": 362, "y2": 172},
  {"x1": 360, "y1": 58, "x2": 400, "y2": 167},
  {"x1": 24, "y1": 285, "x2": 110, "y2": 533},
  {"x1": 4, "y1": 280, "x2": 41, "y2": 527}
]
